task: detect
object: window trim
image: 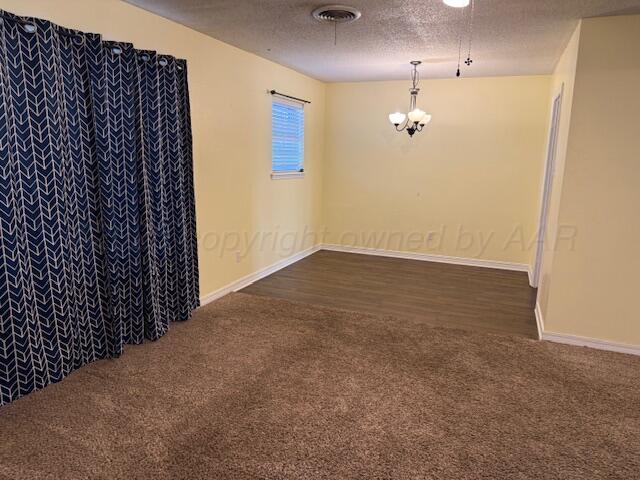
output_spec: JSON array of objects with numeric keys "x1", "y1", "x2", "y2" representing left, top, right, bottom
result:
[{"x1": 271, "y1": 170, "x2": 305, "y2": 180}]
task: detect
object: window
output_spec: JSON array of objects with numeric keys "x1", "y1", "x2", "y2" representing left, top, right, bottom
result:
[{"x1": 271, "y1": 98, "x2": 304, "y2": 179}]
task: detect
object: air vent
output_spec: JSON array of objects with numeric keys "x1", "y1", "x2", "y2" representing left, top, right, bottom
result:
[{"x1": 312, "y1": 5, "x2": 361, "y2": 24}]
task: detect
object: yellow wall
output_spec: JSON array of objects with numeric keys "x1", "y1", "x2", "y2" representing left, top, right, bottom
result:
[
  {"x1": 0, "y1": 0, "x2": 326, "y2": 298},
  {"x1": 537, "y1": 24, "x2": 581, "y2": 320},
  {"x1": 324, "y1": 77, "x2": 551, "y2": 264},
  {"x1": 542, "y1": 15, "x2": 640, "y2": 345}
]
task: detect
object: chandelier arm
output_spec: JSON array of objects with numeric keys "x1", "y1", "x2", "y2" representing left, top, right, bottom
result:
[{"x1": 395, "y1": 117, "x2": 410, "y2": 132}]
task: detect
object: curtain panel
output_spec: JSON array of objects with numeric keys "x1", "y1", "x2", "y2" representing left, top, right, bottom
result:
[{"x1": 0, "y1": 10, "x2": 199, "y2": 406}]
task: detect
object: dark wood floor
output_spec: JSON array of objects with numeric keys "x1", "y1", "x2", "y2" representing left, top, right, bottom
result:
[{"x1": 241, "y1": 250, "x2": 538, "y2": 338}]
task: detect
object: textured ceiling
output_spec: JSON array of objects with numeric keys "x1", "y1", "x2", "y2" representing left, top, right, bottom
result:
[{"x1": 123, "y1": 0, "x2": 640, "y2": 82}]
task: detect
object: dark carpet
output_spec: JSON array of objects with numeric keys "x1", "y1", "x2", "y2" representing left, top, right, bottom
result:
[{"x1": 0, "y1": 292, "x2": 638, "y2": 479}]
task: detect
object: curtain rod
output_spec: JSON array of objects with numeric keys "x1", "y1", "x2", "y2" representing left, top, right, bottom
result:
[{"x1": 269, "y1": 90, "x2": 311, "y2": 105}]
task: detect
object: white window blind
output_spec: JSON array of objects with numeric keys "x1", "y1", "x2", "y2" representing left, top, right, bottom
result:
[{"x1": 272, "y1": 98, "x2": 304, "y2": 173}]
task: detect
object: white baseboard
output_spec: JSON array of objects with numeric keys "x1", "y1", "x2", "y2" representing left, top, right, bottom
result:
[
  {"x1": 528, "y1": 266, "x2": 535, "y2": 288},
  {"x1": 535, "y1": 301, "x2": 638, "y2": 355},
  {"x1": 320, "y1": 244, "x2": 530, "y2": 273},
  {"x1": 534, "y1": 302, "x2": 544, "y2": 340},
  {"x1": 199, "y1": 245, "x2": 320, "y2": 306},
  {"x1": 541, "y1": 331, "x2": 640, "y2": 356}
]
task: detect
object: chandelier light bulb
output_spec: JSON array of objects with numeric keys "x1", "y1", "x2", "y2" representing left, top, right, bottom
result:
[
  {"x1": 389, "y1": 112, "x2": 406, "y2": 125},
  {"x1": 408, "y1": 108, "x2": 426, "y2": 123},
  {"x1": 443, "y1": 0, "x2": 470, "y2": 7}
]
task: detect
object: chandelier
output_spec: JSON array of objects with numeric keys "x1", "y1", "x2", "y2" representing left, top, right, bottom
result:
[{"x1": 388, "y1": 61, "x2": 432, "y2": 137}]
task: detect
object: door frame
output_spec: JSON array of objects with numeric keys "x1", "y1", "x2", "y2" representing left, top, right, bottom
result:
[{"x1": 531, "y1": 84, "x2": 564, "y2": 288}]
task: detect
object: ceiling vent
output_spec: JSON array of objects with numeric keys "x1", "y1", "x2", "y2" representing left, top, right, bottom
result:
[{"x1": 312, "y1": 5, "x2": 361, "y2": 24}]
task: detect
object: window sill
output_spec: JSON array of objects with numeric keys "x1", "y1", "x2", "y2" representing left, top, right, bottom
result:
[{"x1": 271, "y1": 171, "x2": 305, "y2": 180}]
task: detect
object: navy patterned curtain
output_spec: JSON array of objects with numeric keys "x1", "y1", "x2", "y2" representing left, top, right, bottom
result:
[
  {"x1": 98, "y1": 41, "x2": 147, "y2": 354},
  {"x1": 0, "y1": 11, "x2": 199, "y2": 406}
]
